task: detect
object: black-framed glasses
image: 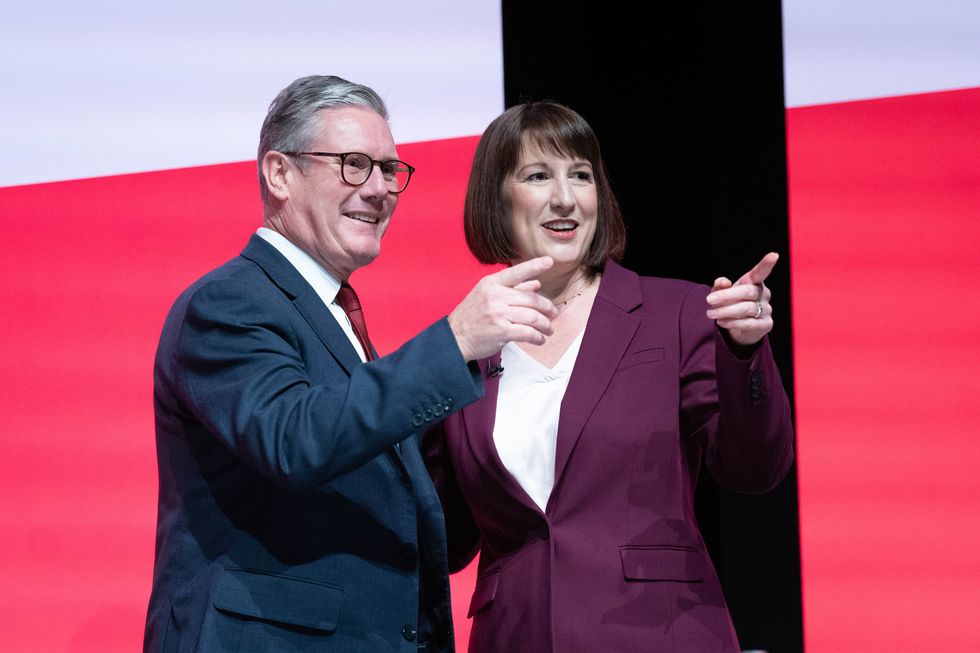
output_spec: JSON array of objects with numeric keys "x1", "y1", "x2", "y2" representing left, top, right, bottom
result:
[{"x1": 282, "y1": 151, "x2": 415, "y2": 194}]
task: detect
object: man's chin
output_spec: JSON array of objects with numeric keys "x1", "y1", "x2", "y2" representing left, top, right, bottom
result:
[{"x1": 348, "y1": 247, "x2": 382, "y2": 273}]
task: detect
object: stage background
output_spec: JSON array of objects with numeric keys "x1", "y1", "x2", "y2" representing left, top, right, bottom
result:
[
  {"x1": 784, "y1": 1, "x2": 980, "y2": 650},
  {"x1": 501, "y1": 4, "x2": 802, "y2": 649},
  {"x1": 3, "y1": 2, "x2": 979, "y2": 652},
  {"x1": 0, "y1": 3, "x2": 501, "y2": 650}
]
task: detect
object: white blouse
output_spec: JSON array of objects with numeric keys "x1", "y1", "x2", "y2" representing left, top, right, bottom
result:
[{"x1": 492, "y1": 331, "x2": 585, "y2": 512}]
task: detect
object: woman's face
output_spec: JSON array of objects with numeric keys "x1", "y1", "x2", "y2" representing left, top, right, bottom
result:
[{"x1": 504, "y1": 142, "x2": 598, "y2": 272}]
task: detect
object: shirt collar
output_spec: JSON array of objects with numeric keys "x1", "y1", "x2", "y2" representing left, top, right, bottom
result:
[{"x1": 255, "y1": 227, "x2": 341, "y2": 306}]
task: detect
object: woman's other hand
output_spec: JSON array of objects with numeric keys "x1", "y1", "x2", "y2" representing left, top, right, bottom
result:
[{"x1": 705, "y1": 252, "x2": 779, "y2": 346}]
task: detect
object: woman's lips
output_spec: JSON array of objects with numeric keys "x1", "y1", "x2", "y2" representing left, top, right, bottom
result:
[{"x1": 542, "y1": 219, "x2": 578, "y2": 239}]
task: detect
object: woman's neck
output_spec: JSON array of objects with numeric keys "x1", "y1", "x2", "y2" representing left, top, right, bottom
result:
[
  {"x1": 537, "y1": 266, "x2": 595, "y2": 305},
  {"x1": 515, "y1": 263, "x2": 600, "y2": 367}
]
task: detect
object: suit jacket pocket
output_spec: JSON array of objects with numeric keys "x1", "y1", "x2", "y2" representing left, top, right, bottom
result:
[
  {"x1": 212, "y1": 567, "x2": 342, "y2": 632},
  {"x1": 616, "y1": 347, "x2": 665, "y2": 372},
  {"x1": 619, "y1": 545, "x2": 704, "y2": 582},
  {"x1": 467, "y1": 571, "x2": 500, "y2": 617}
]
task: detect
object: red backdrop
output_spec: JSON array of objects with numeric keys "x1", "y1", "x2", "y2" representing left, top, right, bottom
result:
[
  {"x1": 0, "y1": 136, "x2": 484, "y2": 651},
  {"x1": 789, "y1": 87, "x2": 980, "y2": 651},
  {"x1": 3, "y1": 86, "x2": 980, "y2": 652}
]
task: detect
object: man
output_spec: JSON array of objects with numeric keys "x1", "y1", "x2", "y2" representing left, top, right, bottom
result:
[{"x1": 144, "y1": 75, "x2": 555, "y2": 653}]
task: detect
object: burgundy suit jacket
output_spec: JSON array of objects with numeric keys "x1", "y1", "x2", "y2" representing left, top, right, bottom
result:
[{"x1": 425, "y1": 260, "x2": 794, "y2": 653}]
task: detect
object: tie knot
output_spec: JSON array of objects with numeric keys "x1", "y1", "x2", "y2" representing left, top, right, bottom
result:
[
  {"x1": 336, "y1": 282, "x2": 374, "y2": 361},
  {"x1": 336, "y1": 282, "x2": 362, "y2": 314}
]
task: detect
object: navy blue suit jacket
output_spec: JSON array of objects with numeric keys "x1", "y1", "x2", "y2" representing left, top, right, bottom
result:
[{"x1": 144, "y1": 235, "x2": 482, "y2": 653}]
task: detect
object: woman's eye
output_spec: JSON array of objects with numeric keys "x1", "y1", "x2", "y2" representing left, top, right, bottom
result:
[
  {"x1": 572, "y1": 171, "x2": 593, "y2": 183},
  {"x1": 526, "y1": 172, "x2": 549, "y2": 182}
]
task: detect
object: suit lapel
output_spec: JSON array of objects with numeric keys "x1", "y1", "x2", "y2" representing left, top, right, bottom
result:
[
  {"x1": 461, "y1": 356, "x2": 501, "y2": 473},
  {"x1": 240, "y1": 234, "x2": 361, "y2": 374},
  {"x1": 462, "y1": 355, "x2": 541, "y2": 512},
  {"x1": 550, "y1": 261, "x2": 642, "y2": 505},
  {"x1": 240, "y1": 235, "x2": 405, "y2": 469},
  {"x1": 292, "y1": 291, "x2": 362, "y2": 375}
]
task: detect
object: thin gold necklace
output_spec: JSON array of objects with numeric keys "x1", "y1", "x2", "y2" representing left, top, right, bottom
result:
[{"x1": 554, "y1": 274, "x2": 599, "y2": 311}]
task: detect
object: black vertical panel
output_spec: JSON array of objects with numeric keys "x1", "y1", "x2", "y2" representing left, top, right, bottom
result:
[{"x1": 502, "y1": 2, "x2": 802, "y2": 651}]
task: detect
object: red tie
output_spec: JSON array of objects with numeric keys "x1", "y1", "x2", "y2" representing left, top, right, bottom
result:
[
  {"x1": 337, "y1": 282, "x2": 396, "y2": 452},
  {"x1": 336, "y1": 282, "x2": 375, "y2": 361}
]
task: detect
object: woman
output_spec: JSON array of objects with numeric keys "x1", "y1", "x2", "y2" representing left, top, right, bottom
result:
[{"x1": 425, "y1": 102, "x2": 794, "y2": 652}]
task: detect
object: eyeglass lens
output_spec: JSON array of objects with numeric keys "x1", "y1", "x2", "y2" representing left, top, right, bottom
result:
[{"x1": 342, "y1": 153, "x2": 411, "y2": 192}]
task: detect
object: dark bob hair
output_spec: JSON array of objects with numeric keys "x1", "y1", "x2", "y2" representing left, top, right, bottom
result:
[{"x1": 464, "y1": 102, "x2": 626, "y2": 275}]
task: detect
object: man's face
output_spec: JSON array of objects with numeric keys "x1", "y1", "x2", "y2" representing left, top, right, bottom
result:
[{"x1": 277, "y1": 106, "x2": 399, "y2": 281}]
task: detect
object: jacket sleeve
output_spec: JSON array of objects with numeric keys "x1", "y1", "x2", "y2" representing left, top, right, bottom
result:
[
  {"x1": 678, "y1": 283, "x2": 794, "y2": 493},
  {"x1": 169, "y1": 275, "x2": 484, "y2": 491},
  {"x1": 422, "y1": 417, "x2": 482, "y2": 573}
]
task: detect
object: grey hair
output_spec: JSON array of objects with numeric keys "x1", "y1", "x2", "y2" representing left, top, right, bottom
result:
[{"x1": 257, "y1": 75, "x2": 389, "y2": 203}]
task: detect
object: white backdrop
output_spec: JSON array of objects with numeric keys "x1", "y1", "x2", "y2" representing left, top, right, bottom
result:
[{"x1": 0, "y1": 1, "x2": 503, "y2": 186}]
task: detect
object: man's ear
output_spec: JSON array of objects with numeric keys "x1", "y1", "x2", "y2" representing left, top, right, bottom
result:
[{"x1": 262, "y1": 151, "x2": 292, "y2": 202}]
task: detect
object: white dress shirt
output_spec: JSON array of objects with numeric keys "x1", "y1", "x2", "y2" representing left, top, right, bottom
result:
[{"x1": 493, "y1": 331, "x2": 585, "y2": 512}]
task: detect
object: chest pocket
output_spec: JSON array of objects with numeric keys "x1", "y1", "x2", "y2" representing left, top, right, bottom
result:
[{"x1": 616, "y1": 347, "x2": 665, "y2": 372}]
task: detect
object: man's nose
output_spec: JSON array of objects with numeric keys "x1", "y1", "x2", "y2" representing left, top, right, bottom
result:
[{"x1": 359, "y1": 163, "x2": 391, "y2": 199}]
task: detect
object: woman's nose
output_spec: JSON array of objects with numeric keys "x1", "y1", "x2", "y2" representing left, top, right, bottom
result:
[{"x1": 550, "y1": 179, "x2": 575, "y2": 214}]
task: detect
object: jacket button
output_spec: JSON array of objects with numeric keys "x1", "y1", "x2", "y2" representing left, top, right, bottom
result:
[
  {"x1": 433, "y1": 405, "x2": 444, "y2": 417},
  {"x1": 446, "y1": 397, "x2": 454, "y2": 407},
  {"x1": 423, "y1": 408, "x2": 433, "y2": 421},
  {"x1": 412, "y1": 413, "x2": 423, "y2": 426},
  {"x1": 538, "y1": 523, "x2": 549, "y2": 540},
  {"x1": 402, "y1": 624, "x2": 417, "y2": 641},
  {"x1": 402, "y1": 542, "x2": 418, "y2": 559}
]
